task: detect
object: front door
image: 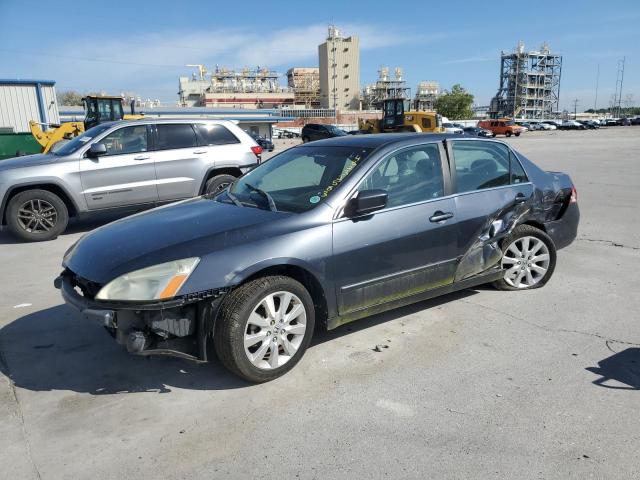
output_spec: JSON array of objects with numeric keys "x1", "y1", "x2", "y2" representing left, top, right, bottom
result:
[
  {"x1": 332, "y1": 143, "x2": 458, "y2": 315},
  {"x1": 449, "y1": 139, "x2": 533, "y2": 280},
  {"x1": 80, "y1": 124, "x2": 158, "y2": 209}
]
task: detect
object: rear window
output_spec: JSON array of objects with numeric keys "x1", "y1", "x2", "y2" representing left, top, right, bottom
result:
[
  {"x1": 196, "y1": 124, "x2": 240, "y2": 146},
  {"x1": 155, "y1": 124, "x2": 198, "y2": 150}
]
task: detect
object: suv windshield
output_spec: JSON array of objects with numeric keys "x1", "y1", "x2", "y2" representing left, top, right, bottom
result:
[
  {"x1": 53, "y1": 123, "x2": 114, "y2": 156},
  {"x1": 225, "y1": 146, "x2": 372, "y2": 213},
  {"x1": 327, "y1": 125, "x2": 347, "y2": 136}
]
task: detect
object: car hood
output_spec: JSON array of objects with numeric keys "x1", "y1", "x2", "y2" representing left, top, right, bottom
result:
[
  {"x1": 0, "y1": 153, "x2": 56, "y2": 172},
  {"x1": 64, "y1": 197, "x2": 293, "y2": 284}
]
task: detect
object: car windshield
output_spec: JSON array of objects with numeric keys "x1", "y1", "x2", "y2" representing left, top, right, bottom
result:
[
  {"x1": 443, "y1": 123, "x2": 453, "y2": 127},
  {"x1": 53, "y1": 123, "x2": 114, "y2": 156},
  {"x1": 224, "y1": 146, "x2": 372, "y2": 213}
]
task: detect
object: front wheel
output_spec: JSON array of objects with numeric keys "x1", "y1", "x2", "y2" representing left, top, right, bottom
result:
[
  {"x1": 301, "y1": 135, "x2": 310, "y2": 143},
  {"x1": 493, "y1": 225, "x2": 557, "y2": 291},
  {"x1": 515, "y1": 132, "x2": 521, "y2": 137},
  {"x1": 214, "y1": 276, "x2": 315, "y2": 382},
  {"x1": 6, "y1": 189, "x2": 69, "y2": 242},
  {"x1": 505, "y1": 131, "x2": 512, "y2": 137}
]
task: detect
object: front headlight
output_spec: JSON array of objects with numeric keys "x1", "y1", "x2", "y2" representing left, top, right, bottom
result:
[{"x1": 96, "y1": 257, "x2": 200, "y2": 301}]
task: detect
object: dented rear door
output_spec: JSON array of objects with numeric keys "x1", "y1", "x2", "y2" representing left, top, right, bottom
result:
[{"x1": 448, "y1": 139, "x2": 533, "y2": 281}]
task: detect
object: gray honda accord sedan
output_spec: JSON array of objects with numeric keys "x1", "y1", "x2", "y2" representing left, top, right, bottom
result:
[{"x1": 56, "y1": 134, "x2": 579, "y2": 382}]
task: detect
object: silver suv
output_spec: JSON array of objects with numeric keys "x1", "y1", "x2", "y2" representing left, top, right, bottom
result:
[{"x1": 0, "y1": 119, "x2": 262, "y2": 241}]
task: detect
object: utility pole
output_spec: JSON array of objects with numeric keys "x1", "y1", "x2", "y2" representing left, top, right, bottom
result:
[
  {"x1": 572, "y1": 99, "x2": 579, "y2": 120},
  {"x1": 594, "y1": 63, "x2": 599, "y2": 111}
]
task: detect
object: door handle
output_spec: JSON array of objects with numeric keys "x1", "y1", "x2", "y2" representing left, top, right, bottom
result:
[
  {"x1": 193, "y1": 150, "x2": 207, "y2": 154},
  {"x1": 515, "y1": 193, "x2": 527, "y2": 204},
  {"x1": 133, "y1": 155, "x2": 150, "y2": 160},
  {"x1": 429, "y1": 211, "x2": 454, "y2": 223}
]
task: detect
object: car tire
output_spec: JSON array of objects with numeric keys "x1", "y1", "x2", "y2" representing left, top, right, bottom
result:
[
  {"x1": 6, "y1": 189, "x2": 69, "y2": 242},
  {"x1": 515, "y1": 132, "x2": 521, "y2": 137},
  {"x1": 493, "y1": 224, "x2": 557, "y2": 291},
  {"x1": 506, "y1": 131, "x2": 512, "y2": 137},
  {"x1": 214, "y1": 275, "x2": 315, "y2": 383},
  {"x1": 205, "y1": 174, "x2": 237, "y2": 195},
  {"x1": 302, "y1": 136, "x2": 310, "y2": 143},
  {"x1": 492, "y1": 133, "x2": 496, "y2": 138}
]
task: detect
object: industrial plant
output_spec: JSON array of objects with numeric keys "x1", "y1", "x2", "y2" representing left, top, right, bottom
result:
[{"x1": 489, "y1": 41, "x2": 563, "y2": 119}]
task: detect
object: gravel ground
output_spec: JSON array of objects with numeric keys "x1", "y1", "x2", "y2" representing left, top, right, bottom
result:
[{"x1": 1, "y1": 127, "x2": 639, "y2": 479}]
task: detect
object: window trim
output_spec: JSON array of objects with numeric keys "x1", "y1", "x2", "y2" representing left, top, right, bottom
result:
[
  {"x1": 151, "y1": 123, "x2": 199, "y2": 152},
  {"x1": 336, "y1": 141, "x2": 451, "y2": 219},
  {"x1": 449, "y1": 138, "x2": 529, "y2": 194}
]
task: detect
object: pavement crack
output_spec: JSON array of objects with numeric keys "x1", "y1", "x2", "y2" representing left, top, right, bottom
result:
[
  {"x1": 461, "y1": 299, "x2": 640, "y2": 347},
  {"x1": 577, "y1": 237, "x2": 640, "y2": 251},
  {"x1": 0, "y1": 337, "x2": 42, "y2": 480}
]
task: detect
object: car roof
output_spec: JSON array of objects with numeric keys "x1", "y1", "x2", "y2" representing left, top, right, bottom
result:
[{"x1": 300, "y1": 133, "x2": 468, "y2": 149}]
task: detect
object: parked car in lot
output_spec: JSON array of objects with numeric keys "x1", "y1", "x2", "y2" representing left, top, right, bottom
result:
[
  {"x1": 442, "y1": 122, "x2": 464, "y2": 134},
  {"x1": 631, "y1": 117, "x2": 640, "y2": 126},
  {"x1": 247, "y1": 131, "x2": 274, "y2": 152},
  {"x1": 515, "y1": 122, "x2": 531, "y2": 131},
  {"x1": 477, "y1": 119, "x2": 524, "y2": 137},
  {"x1": 56, "y1": 133, "x2": 579, "y2": 382},
  {"x1": 301, "y1": 124, "x2": 347, "y2": 143},
  {"x1": 559, "y1": 120, "x2": 587, "y2": 130},
  {"x1": 578, "y1": 120, "x2": 599, "y2": 129},
  {"x1": 541, "y1": 121, "x2": 561, "y2": 130},
  {"x1": 0, "y1": 119, "x2": 262, "y2": 242},
  {"x1": 463, "y1": 126, "x2": 493, "y2": 137},
  {"x1": 538, "y1": 122, "x2": 557, "y2": 130},
  {"x1": 604, "y1": 119, "x2": 620, "y2": 127}
]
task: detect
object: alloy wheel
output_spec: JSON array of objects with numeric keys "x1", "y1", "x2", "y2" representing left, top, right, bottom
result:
[
  {"x1": 501, "y1": 236, "x2": 550, "y2": 288},
  {"x1": 17, "y1": 199, "x2": 57, "y2": 233},
  {"x1": 243, "y1": 291, "x2": 307, "y2": 370}
]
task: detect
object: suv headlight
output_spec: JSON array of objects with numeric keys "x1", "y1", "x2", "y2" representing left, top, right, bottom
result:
[{"x1": 96, "y1": 258, "x2": 200, "y2": 301}]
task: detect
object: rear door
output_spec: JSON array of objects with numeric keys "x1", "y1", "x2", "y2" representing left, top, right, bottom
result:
[
  {"x1": 448, "y1": 139, "x2": 533, "y2": 281},
  {"x1": 332, "y1": 142, "x2": 458, "y2": 315},
  {"x1": 151, "y1": 123, "x2": 204, "y2": 201},
  {"x1": 79, "y1": 124, "x2": 158, "y2": 209}
]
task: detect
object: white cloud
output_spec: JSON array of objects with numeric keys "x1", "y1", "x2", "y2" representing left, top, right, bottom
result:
[{"x1": 10, "y1": 23, "x2": 437, "y2": 99}]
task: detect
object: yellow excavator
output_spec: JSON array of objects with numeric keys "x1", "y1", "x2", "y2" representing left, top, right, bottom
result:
[
  {"x1": 29, "y1": 96, "x2": 144, "y2": 153},
  {"x1": 358, "y1": 98, "x2": 444, "y2": 134}
]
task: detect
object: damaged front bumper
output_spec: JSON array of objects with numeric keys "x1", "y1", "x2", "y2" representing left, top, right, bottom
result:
[{"x1": 54, "y1": 271, "x2": 228, "y2": 362}]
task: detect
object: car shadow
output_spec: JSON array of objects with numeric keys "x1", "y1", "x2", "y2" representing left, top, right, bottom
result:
[
  {"x1": 586, "y1": 348, "x2": 640, "y2": 390},
  {"x1": 0, "y1": 290, "x2": 478, "y2": 395}
]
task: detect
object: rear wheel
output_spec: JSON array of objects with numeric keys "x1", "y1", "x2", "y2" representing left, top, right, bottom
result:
[
  {"x1": 205, "y1": 174, "x2": 237, "y2": 195},
  {"x1": 494, "y1": 225, "x2": 556, "y2": 291},
  {"x1": 214, "y1": 275, "x2": 315, "y2": 382},
  {"x1": 515, "y1": 132, "x2": 521, "y2": 137}
]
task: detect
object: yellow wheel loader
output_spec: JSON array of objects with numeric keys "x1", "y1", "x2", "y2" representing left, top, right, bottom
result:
[
  {"x1": 29, "y1": 96, "x2": 144, "y2": 153},
  {"x1": 358, "y1": 98, "x2": 444, "y2": 134}
]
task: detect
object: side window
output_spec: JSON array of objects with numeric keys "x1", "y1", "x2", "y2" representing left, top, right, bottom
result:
[
  {"x1": 510, "y1": 152, "x2": 529, "y2": 184},
  {"x1": 452, "y1": 141, "x2": 510, "y2": 192},
  {"x1": 421, "y1": 117, "x2": 432, "y2": 129},
  {"x1": 196, "y1": 124, "x2": 239, "y2": 146},
  {"x1": 357, "y1": 144, "x2": 444, "y2": 208},
  {"x1": 156, "y1": 124, "x2": 198, "y2": 150},
  {"x1": 101, "y1": 125, "x2": 148, "y2": 156}
]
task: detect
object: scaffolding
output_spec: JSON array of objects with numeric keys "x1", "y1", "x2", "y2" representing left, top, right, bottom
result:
[
  {"x1": 413, "y1": 81, "x2": 440, "y2": 111},
  {"x1": 489, "y1": 42, "x2": 562, "y2": 119},
  {"x1": 287, "y1": 68, "x2": 320, "y2": 108},
  {"x1": 361, "y1": 67, "x2": 410, "y2": 110}
]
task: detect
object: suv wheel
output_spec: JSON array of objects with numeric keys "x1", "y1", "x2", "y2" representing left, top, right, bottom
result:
[
  {"x1": 214, "y1": 275, "x2": 315, "y2": 383},
  {"x1": 505, "y1": 131, "x2": 512, "y2": 137},
  {"x1": 302, "y1": 136, "x2": 310, "y2": 143},
  {"x1": 205, "y1": 174, "x2": 237, "y2": 195},
  {"x1": 493, "y1": 225, "x2": 557, "y2": 291},
  {"x1": 6, "y1": 189, "x2": 69, "y2": 242}
]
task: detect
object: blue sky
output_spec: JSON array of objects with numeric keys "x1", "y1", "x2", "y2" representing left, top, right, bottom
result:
[{"x1": 1, "y1": 0, "x2": 638, "y2": 110}]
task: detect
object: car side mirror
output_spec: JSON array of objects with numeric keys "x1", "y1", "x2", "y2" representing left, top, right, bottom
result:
[
  {"x1": 344, "y1": 189, "x2": 388, "y2": 217},
  {"x1": 87, "y1": 142, "x2": 107, "y2": 158}
]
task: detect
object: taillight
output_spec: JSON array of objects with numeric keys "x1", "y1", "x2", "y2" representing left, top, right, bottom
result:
[
  {"x1": 251, "y1": 146, "x2": 263, "y2": 156},
  {"x1": 570, "y1": 186, "x2": 578, "y2": 203}
]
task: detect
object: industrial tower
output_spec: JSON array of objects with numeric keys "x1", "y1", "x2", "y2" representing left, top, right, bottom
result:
[{"x1": 489, "y1": 42, "x2": 562, "y2": 119}]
